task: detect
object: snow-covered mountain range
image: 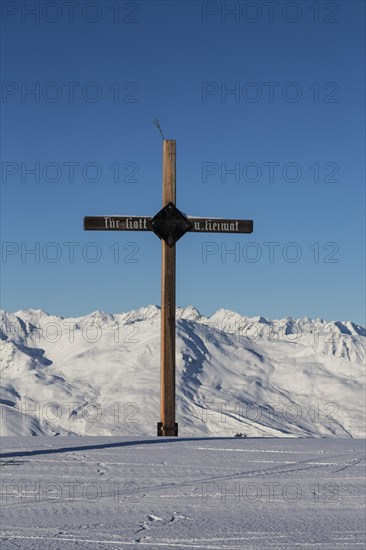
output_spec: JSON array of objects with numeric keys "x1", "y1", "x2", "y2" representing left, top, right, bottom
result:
[{"x1": 1, "y1": 306, "x2": 365, "y2": 437}]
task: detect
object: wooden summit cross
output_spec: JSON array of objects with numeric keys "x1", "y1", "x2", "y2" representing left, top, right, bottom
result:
[{"x1": 84, "y1": 139, "x2": 253, "y2": 436}]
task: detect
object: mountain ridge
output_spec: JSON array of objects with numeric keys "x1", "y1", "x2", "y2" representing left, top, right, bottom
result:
[{"x1": 1, "y1": 306, "x2": 365, "y2": 437}]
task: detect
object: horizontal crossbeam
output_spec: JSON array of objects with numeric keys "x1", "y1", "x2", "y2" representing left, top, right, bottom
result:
[{"x1": 84, "y1": 216, "x2": 253, "y2": 234}]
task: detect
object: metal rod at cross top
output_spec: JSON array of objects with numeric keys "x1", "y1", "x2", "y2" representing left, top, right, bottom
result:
[{"x1": 84, "y1": 139, "x2": 254, "y2": 436}]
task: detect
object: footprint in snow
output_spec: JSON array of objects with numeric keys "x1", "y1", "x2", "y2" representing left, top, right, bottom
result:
[
  {"x1": 97, "y1": 462, "x2": 107, "y2": 475},
  {"x1": 135, "y1": 514, "x2": 163, "y2": 534},
  {"x1": 164, "y1": 512, "x2": 192, "y2": 524},
  {"x1": 174, "y1": 513, "x2": 191, "y2": 520},
  {"x1": 147, "y1": 514, "x2": 163, "y2": 522},
  {"x1": 135, "y1": 512, "x2": 191, "y2": 535},
  {"x1": 135, "y1": 535, "x2": 151, "y2": 543}
]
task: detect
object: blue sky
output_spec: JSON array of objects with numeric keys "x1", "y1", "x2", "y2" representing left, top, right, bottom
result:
[{"x1": 1, "y1": 0, "x2": 365, "y2": 324}]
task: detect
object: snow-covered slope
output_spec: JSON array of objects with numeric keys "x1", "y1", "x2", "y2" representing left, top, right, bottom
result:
[
  {"x1": 1, "y1": 437, "x2": 365, "y2": 549},
  {"x1": 1, "y1": 306, "x2": 365, "y2": 437}
]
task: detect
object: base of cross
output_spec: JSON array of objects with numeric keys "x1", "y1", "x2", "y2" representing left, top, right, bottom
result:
[{"x1": 157, "y1": 422, "x2": 178, "y2": 437}]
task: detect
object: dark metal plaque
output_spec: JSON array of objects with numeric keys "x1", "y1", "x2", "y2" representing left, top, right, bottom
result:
[
  {"x1": 187, "y1": 217, "x2": 253, "y2": 234},
  {"x1": 149, "y1": 202, "x2": 193, "y2": 247},
  {"x1": 84, "y1": 216, "x2": 152, "y2": 231}
]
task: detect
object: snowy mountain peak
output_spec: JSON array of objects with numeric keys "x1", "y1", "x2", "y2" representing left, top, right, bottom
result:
[
  {"x1": 251, "y1": 315, "x2": 270, "y2": 324},
  {"x1": 84, "y1": 310, "x2": 115, "y2": 324},
  {"x1": 177, "y1": 305, "x2": 202, "y2": 321},
  {"x1": 120, "y1": 304, "x2": 161, "y2": 324},
  {"x1": 15, "y1": 307, "x2": 50, "y2": 316}
]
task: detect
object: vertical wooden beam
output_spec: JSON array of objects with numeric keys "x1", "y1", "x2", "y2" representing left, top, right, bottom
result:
[{"x1": 158, "y1": 140, "x2": 178, "y2": 436}]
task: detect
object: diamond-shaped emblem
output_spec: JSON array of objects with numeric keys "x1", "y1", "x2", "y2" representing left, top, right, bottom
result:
[{"x1": 149, "y1": 202, "x2": 193, "y2": 247}]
